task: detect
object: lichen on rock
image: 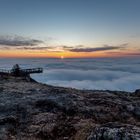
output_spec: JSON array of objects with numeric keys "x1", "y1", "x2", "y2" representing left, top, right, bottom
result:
[{"x1": 0, "y1": 78, "x2": 140, "y2": 140}]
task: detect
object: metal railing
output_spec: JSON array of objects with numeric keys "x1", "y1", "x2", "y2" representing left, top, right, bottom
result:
[
  {"x1": 0, "y1": 67, "x2": 43, "y2": 75},
  {"x1": 21, "y1": 68, "x2": 43, "y2": 74},
  {"x1": 0, "y1": 69, "x2": 10, "y2": 74}
]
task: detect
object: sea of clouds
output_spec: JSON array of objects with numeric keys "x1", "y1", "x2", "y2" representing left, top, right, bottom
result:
[{"x1": 0, "y1": 57, "x2": 140, "y2": 92}]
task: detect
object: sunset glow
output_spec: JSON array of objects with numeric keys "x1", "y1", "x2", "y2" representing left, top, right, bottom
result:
[
  {"x1": 0, "y1": 1, "x2": 140, "y2": 137},
  {"x1": 0, "y1": 49, "x2": 139, "y2": 58},
  {"x1": 0, "y1": 0, "x2": 139, "y2": 58}
]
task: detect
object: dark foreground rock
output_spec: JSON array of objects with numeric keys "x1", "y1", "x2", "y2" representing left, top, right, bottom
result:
[{"x1": 0, "y1": 78, "x2": 140, "y2": 140}]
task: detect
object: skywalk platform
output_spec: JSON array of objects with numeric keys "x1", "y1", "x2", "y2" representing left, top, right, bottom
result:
[{"x1": 0, "y1": 64, "x2": 43, "y2": 77}]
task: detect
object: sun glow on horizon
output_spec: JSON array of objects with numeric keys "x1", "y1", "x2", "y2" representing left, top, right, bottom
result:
[
  {"x1": 0, "y1": 48, "x2": 139, "y2": 58},
  {"x1": 61, "y1": 55, "x2": 64, "y2": 59}
]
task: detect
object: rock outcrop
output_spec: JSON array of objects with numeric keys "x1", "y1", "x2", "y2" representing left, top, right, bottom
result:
[{"x1": 0, "y1": 78, "x2": 140, "y2": 140}]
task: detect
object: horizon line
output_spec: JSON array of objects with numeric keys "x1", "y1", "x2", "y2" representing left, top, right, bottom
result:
[{"x1": 0, "y1": 56, "x2": 139, "y2": 59}]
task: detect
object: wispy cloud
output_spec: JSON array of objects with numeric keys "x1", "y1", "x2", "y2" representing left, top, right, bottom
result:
[
  {"x1": 16, "y1": 46, "x2": 52, "y2": 50},
  {"x1": 105, "y1": 51, "x2": 140, "y2": 56},
  {"x1": 69, "y1": 44, "x2": 128, "y2": 52},
  {"x1": 16, "y1": 44, "x2": 128, "y2": 52},
  {"x1": 129, "y1": 33, "x2": 140, "y2": 38},
  {"x1": 0, "y1": 35, "x2": 129, "y2": 54},
  {"x1": 124, "y1": 52, "x2": 140, "y2": 56},
  {"x1": 0, "y1": 35, "x2": 43, "y2": 46}
]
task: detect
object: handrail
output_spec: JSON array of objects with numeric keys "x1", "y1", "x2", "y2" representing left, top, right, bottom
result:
[
  {"x1": 0, "y1": 67, "x2": 43, "y2": 75},
  {"x1": 20, "y1": 68, "x2": 43, "y2": 73},
  {"x1": 0, "y1": 69, "x2": 10, "y2": 73}
]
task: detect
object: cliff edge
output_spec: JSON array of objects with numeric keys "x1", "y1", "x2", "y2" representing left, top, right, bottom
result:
[{"x1": 0, "y1": 78, "x2": 140, "y2": 140}]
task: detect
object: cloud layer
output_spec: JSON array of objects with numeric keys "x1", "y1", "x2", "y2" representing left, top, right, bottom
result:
[
  {"x1": 2, "y1": 57, "x2": 139, "y2": 92},
  {"x1": 0, "y1": 58, "x2": 140, "y2": 91},
  {"x1": 33, "y1": 68, "x2": 140, "y2": 92}
]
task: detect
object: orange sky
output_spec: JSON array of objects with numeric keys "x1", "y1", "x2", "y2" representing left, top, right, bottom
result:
[
  {"x1": 0, "y1": 0, "x2": 140, "y2": 59},
  {"x1": 0, "y1": 49, "x2": 139, "y2": 58}
]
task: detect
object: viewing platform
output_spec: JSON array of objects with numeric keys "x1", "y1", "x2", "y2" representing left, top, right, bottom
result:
[
  {"x1": 0, "y1": 69, "x2": 10, "y2": 75},
  {"x1": 0, "y1": 64, "x2": 43, "y2": 77},
  {"x1": 21, "y1": 68, "x2": 43, "y2": 74}
]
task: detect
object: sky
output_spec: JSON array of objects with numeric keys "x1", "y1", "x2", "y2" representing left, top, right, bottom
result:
[{"x1": 0, "y1": 0, "x2": 140, "y2": 58}]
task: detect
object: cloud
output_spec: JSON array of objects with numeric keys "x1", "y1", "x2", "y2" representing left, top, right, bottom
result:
[
  {"x1": 105, "y1": 51, "x2": 140, "y2": 56},
  {"x1": 16, "y1": 46, "x2": 52, "y2": 50},
  {"x1": 29, "y1": 57, "x2": 140, "y2": 92},
  {"x1": 69, "y1": 44, "x2": 128, "y2": 52},
  {"x1": 32, "y1": 68, "x2": 140, "y2": 92},
  {"x1": 125, "y1": 52, "x2": 140, "y2": 56},
  {"x1": 0, "y1": 35, "x2": 43, "y2": 46},
  {"x1": 61, "y1": 45, "x2": 74, "y2": 49},
  {"x1": 129, "y1": 33, "x2": 140, "y2": 38},
  {"x1": 0, "y1": 35, "x2": 129, "y2": 53},
  {"x1": 0, "y1": 57, "x2": 139, "y2": 92},
  {"x1": 44, "y1": 74, "x2": 140, "y2": 92}
]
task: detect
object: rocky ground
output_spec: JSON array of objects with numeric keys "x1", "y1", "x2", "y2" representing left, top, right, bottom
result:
[{"x1": 0, "y1": 77, "x2": 140, "y2": 140}]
